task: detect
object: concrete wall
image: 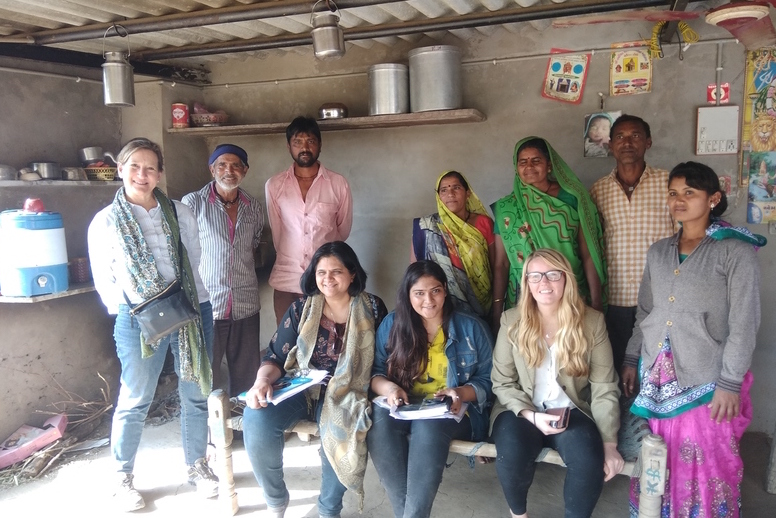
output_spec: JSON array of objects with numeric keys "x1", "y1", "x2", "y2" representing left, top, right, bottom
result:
[
  {"x1": 153, "y1": 20, "x2": 776, "y2": 435},
  {"x1": 0, "y1": 69, "x2": 123, "y2": 441}
]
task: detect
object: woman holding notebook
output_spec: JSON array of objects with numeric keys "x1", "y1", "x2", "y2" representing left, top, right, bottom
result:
[
  {"x1": 241, "y1": 241, "x2": 387, "y2": 518},
  {"x1": 367, "y1": 260, "x2": 493, "y2": 518}
]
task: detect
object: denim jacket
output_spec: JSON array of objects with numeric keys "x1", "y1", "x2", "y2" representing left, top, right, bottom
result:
[{"x1": 373, "y1": 310, "x2": 494, "y2": 440}]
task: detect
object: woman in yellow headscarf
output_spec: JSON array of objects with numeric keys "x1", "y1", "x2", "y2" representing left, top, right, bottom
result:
[{"x1": 411, "y1": 171, "x2": 494, "y2": 319}]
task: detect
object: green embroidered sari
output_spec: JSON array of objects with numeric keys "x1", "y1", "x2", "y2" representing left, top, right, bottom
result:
[{"x1": 491, "y1": 137, "x2": 607, "y2": 309}]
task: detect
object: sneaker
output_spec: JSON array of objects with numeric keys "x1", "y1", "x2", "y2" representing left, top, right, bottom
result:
[
  {"x1": 114, "y1": 473, "x2": 145, "y2": 512},
  {"x1": 267, "y1": 500, "x2": 288, "y2": 518},
  {"x1": 187, "y1": 458, "x2": 219, "y2": 498}
]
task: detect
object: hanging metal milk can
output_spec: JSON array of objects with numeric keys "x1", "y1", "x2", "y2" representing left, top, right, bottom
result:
[
  {"x1": 311, "y1": 1, "x2": 345, "y2": 60},
  {"x1": 102, "y1": 26, "x2": 135, "y2": 107}
]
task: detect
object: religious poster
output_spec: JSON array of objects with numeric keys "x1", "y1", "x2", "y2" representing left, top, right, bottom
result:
[
  {"x1": 583, "y1": 110, "x2": 622, "y2": 158},
  {"x1": 610, "y1": 45, "x2": 652, "y2": 96},
  {"x1": 742, "y1": 48, "x2": 776, "y2": 222},
  {"x1": 542, "y1": 49, "x2": 590, "y2": 104}
]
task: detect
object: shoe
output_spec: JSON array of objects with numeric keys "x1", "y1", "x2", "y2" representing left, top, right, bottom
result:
[
  {"x1": 114, "y1": 473, "x2": 145, "y2": 512},
  {"x1": 267, "y1": 499, "x2": 289, "y2": 518},
  {"x1": 187, "y1": 458, "x2": 219, "y2": 498}
]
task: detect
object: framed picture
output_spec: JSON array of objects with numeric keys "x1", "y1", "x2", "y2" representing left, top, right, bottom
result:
[{"x1": 583, "y1": 111, "x2": 621, "y2": 158}]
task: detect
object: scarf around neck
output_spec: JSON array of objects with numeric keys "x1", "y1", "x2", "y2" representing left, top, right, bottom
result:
[
  {"x1": 283, "y1": 293, "x2": 376, "y2": 508},
  {"x1": 706, "y1": 218, "x2": 767, "y2": 249},
  {"x1": 112, "y1": 187, "x2": 212, "y2": 396}
]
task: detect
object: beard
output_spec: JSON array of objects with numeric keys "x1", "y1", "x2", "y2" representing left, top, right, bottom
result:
[
  {"x1": 293, "y1": 151, "x2": 318, "y2": 168},
  {"x1": 215, "y1": 174, "x2": 243, "y2": 192}
]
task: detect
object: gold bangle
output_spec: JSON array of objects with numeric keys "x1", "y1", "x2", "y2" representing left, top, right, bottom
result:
[{"x1": 493, "y1": 298, "x2": 504, "y2": 303}]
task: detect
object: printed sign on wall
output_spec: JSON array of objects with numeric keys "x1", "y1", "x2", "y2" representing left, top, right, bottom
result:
[
  {"x1": 610, "y1": 45, "x2": 652, "y2": 96},
  {"x1": 542, "y1": 49, "x2": 590, "y2": 104},
  {"x1": 742, "y1": 49, "x2": 776, "y2": 222}
]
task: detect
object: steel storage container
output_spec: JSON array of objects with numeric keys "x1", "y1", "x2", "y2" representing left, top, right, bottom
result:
[
  {"x1": 368, "y1": 63, "x2": 409, "y2": 115},
  {"x1": 0, "y1": 210, "x2": 69, "y2": 296},
  {"x1": 408, "y1": 46, "x2": 462, "y2": 112}
]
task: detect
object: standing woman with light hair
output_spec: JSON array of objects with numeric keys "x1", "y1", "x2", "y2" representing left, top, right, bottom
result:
[
  {"x1": 88, "y1": 138, "x2": 218, "y2": 511},
  {"x1": 491, "y1": 248, "x2": 623, "y2": 518}
]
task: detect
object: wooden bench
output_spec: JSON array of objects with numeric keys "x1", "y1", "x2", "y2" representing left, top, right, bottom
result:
[{"x1": 207, "y1": 390, "x2": 636, "y2": 515}]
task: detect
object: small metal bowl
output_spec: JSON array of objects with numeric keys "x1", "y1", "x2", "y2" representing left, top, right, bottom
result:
[{"x1": 318, "y1": 103, "x2": 348, "y2": 120}]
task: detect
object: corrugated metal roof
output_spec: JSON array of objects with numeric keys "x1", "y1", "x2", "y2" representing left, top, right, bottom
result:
[{"x1": 0, "y1": 0, "x2": 712, "y2": 65}]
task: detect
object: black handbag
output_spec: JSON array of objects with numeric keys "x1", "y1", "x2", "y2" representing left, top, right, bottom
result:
[
  {"x1": 123, "y1": 204, "x2": 198, "y2": 343},
  {"x1": 128, "y1": 279, "x2": 198, "y2": 343}
]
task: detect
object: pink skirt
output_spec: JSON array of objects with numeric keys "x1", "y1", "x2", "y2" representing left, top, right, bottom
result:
[{"x1": 629, "y1": 372, "x2": 753, "y2": 517}]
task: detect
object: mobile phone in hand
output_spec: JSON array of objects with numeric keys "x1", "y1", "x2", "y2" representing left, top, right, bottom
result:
[{"x1": 547, "y1": 407, "x2": 571, "y2": 429}]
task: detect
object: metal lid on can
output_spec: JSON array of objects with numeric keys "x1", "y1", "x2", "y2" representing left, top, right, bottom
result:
[
  {"x1": 368, "y1": 63, "x2": 408, "y2": 72},
  {"x1": 408, "y1": 45, "x2": 461, "y2": 58}
]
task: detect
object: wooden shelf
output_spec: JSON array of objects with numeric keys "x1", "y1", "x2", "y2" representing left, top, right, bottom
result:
[
  {"x1": 166, "y1": 109, "x2": 486, "y2": 137},
  {"x1": 0, "y1": 282, "x2": 96, "y2": 303},
  {"x1": 0, "y1": 180, "x2": 120, "y2": 187}
]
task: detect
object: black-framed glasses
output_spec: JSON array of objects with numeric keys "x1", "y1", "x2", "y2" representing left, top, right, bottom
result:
[{"x1": 525, "y1": 270, "x2": 564, "y2": 283}]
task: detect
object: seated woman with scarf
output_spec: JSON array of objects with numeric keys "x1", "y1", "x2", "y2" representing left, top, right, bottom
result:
[
  {"x1": 491, "y1": 137, "x2": 607, "y2": 331},
  {"x1": 241, "y1": 241, "x2": 387, "y2": 518},
  {"x1": 412, "y1": 171, "x2": 495, "y2": 320}
]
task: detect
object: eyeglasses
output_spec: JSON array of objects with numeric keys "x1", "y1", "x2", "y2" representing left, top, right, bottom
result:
[{"x1": 525, "y1": 270, "x2": 564, "y2": 283}]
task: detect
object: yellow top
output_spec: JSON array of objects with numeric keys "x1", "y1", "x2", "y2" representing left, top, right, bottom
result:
[{"x1": 411, "y1": 328, "x2": 447, "y2": 396}]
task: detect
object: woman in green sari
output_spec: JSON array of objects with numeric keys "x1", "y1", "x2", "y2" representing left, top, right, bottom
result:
[{"x1": 491, "y1": 137, "x2": 606, "y2": 329}]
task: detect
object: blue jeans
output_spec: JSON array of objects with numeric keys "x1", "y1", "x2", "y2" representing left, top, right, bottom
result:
[
  {"x1": 491, "y1": 409, "x2": 605, "y2": 518},
  {"x1": 242, "y1": 391, "x2": 346, "y2": 517},
  {"x1": 366, "y1": 405, "x2": 472, "y2": 518},
  {"x1": 111, "y1": 301, "x2": 214, "y2": 473}
]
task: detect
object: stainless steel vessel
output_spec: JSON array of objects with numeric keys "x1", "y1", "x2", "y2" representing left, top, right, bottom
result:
[
  {"x1": 408, "y1": 46, "x2": 462, "y2": 113},
  {"x1": 368, "y1": 64, "x2": 409, "y2": 116},
  {"x1": 29, "y1": 162, "x2": 60, "y2": 179}
]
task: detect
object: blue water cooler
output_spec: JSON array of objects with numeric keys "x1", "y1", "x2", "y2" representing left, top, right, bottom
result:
[{"x1": 0, "y1": 210, "x2": 69, "y2": 296}]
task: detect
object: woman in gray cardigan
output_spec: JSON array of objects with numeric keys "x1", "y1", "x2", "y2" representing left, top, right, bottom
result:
[{"x1": 622, "y1": 161, "x2": 765, "y2": 518}]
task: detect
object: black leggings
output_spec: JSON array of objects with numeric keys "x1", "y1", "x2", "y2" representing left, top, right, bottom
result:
[{"x1": 491, "y1": 409, "x2": 605, "y2": 518}]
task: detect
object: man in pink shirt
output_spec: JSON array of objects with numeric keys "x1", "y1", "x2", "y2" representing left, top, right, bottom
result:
[{"x1": 265, "y1": 116, "x2": 353, "y2": 324}]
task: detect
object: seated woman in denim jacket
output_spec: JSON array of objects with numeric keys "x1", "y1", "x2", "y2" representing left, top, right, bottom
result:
[
  {"x1": 491, "y1": 248, "x2": 623, "y2": 518},
  {"x1": 367, "y1": 260, "x2": 493, "y2": 518}
]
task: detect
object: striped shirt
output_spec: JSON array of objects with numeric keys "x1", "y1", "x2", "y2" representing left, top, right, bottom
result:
[
  {"x1": 182, "y1": 183, "x2": 264, "y2": 320},
  {"x1": 589, "y1": 166, "x2": 677, "y2": 307}
]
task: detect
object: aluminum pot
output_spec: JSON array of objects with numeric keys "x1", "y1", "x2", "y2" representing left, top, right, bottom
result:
[
  {"x1": 79, "y1": 147, "x2": 117, "y2": 167},
  {"x1": 29, "y1": 162, "x2": 60, "y2": 179},
  {"x1": 62, "y1": 167, "x2": 87, "y2": 181},
  {"x1": 318, "y1": 102, "x2": 348, "y2": 120},
  {"x1": 408, "y1": 45, "x2": 462, "y2": 112},
  {"x1": 0, "y1": 164, "x2": 18, "y2": 181},
  {"x1": 368, "y1": 63, "x2": 409, "y2": 115}
]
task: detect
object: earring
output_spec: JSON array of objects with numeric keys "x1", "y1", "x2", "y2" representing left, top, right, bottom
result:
[{"x1": 711, "y1": 203, "x2": 716, "y2": 209}]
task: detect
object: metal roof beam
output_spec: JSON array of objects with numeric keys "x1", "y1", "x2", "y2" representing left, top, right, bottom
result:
[
  {"x1": 0, "y1": 43, "x2": 209, "y2": 83},
  {"x1": 135, "y1": 0, "x2": 699, "y2": 60},
  {"x1": 1, "y1": 0, "x2": 409, "y2": 46}
]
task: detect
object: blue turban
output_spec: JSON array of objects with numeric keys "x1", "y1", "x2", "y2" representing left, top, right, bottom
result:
[{"x1": 208, "y1": 144, "x2": 248, "y2": 167}]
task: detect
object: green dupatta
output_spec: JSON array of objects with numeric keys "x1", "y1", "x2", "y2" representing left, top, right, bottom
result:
[{"x1": 491, "y1": 136, "x2": 607, "y2": 309}]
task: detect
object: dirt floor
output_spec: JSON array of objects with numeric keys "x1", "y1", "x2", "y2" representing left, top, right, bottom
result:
[{"x1": 2, "y1": 373, "x2": 775, "y2": 517}]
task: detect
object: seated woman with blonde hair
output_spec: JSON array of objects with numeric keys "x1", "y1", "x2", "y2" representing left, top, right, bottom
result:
[{"x1": 491, "y1": 248, "x2": 623, "y2": 518}]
